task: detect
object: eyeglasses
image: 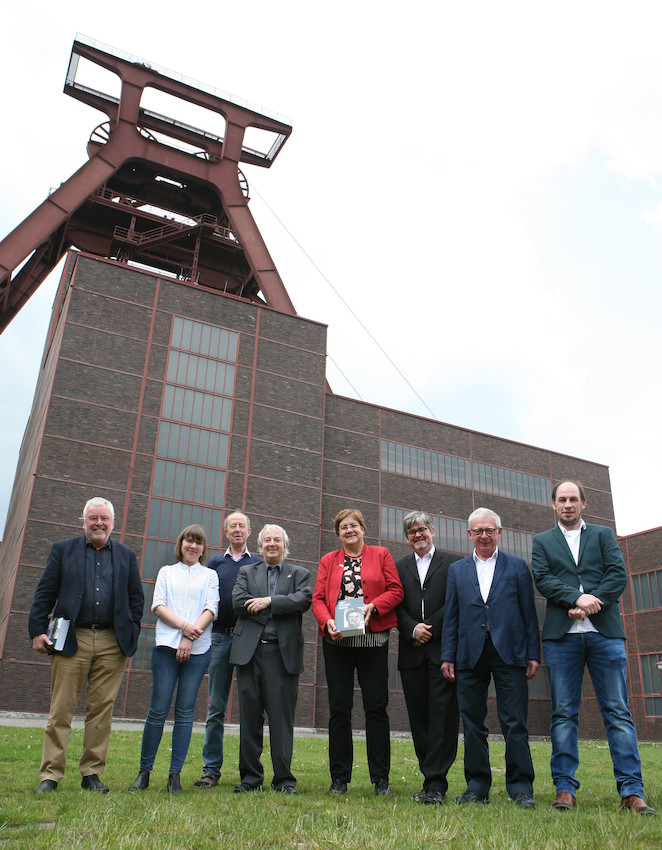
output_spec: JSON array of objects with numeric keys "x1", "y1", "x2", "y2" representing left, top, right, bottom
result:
[
  {"x1": 470, "y1": 528, "x2": 498, "y2": 537},
  {"x1": 406, "y1": 526, "x2": 431, "y2": 537},
  {"x1": 339, "y1": 522, "x2": 362, "y2": 532},
  {"x1": 85, "y1": 515, "x2": 113, "y2": 524}
]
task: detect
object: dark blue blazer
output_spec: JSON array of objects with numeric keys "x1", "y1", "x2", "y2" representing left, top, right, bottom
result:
[
  {"x1": 28, "y1": 535, "x2": 144, "y2": 657},
  {"x1": 441, "y1": 550, "x2": 540, "y2": 670},
  {"x1": 531, "y1": 523, "x2": 627, "y2": 640}
]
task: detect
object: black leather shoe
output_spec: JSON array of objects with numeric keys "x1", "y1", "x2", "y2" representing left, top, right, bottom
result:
[
  {"x1": 274, "y1": 785, "x2": 298, "y2": 794},
  {"x1": 455, "y1": 789, "x2": 489, "y2": 804},
  {"x1": 167, "y1": 772, "x2": 183, "y2": 793},
  {"x1": 81, "y1": 774, "x2": 109, "y2": 793},
  {"x1": 129, "y1": 769, "x2": 150, "y2": 791},
  {"x1": 424, "y1": 789, "x2": 445, "y2": 805},
  {"x1": 375, "y1": 779, "x2": 393, "y2": 797},
  {"x1": 329, "y1": 778, "x2": 348, "y2": 795},
  {"x1": 512, "y1": 792, "x2": 535, "y2": 809},
  {"x1": 233, "y1": 782, "x2": 262, "y2": 792},
  {"x1": 411, "y1": 788, "x2": 427, "y2": 801},
  {"x1": 35, "y1": 779, "x2": 58, "y2": 794}
]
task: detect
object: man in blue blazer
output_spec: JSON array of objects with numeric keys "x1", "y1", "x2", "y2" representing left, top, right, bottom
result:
[
  {"x1": 230, "y1": 524, "x2": 311, "y2": 793},
  {"x1": 28, "y1": 497, "x2": 143, "y2": 794},
  {"x1": 441, "y1": 507, "x2": 540, "y2": 808},
  {"x1": 531, "y1": 480, "x2": 655, "y2": 815}
]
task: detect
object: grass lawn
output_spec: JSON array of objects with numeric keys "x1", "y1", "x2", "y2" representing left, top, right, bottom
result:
[{"x1": 1, "y1": 726, "x2": 661, "y2": 849}]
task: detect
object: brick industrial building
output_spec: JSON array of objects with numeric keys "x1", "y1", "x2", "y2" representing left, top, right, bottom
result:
[{"x1": 0, "y1": 37, "x2": 660, "y2": 740}]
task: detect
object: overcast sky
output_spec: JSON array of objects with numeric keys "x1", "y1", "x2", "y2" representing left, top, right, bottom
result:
[{"x1": 2, "y1": 2, "x2": 662, "y2": 538}]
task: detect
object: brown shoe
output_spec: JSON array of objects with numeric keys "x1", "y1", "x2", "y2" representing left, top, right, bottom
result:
[
  {"x1": 194, "y1": 772, "x2": 219, "y2": 788},
  {"x1": 552, "y1": 791, "x2": 576, "y2": 810},
  {"x1": 620, "y1": 795, "x2": 656, "y2": 815}
]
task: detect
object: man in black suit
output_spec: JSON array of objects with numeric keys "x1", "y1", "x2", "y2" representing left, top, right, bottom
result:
[
  {"x1": 28, "y1": 497, "x2": 144, "y2": 794},
  {"x1": 230, "y1": 524, "x2": 312, "y2": 793},
  {"x1": 395, "y1": 510, "x2": 462, "y2": 804}
]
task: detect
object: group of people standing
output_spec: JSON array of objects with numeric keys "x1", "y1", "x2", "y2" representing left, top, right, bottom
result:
[{"x1": 28, "y1": 482, "x2": 655, "y2": 815}]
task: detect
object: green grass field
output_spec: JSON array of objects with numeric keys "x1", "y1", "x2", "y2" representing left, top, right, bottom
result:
[{"x1": 1, "y1": 727, "x2": 661, "y2": 849}]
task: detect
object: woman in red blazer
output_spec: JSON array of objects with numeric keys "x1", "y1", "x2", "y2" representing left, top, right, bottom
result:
[{"x1": 312, "y1": 508, "x2": 403, "y2": 797}]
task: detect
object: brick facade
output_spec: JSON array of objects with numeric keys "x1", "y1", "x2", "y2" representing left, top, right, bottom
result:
[{"x1": 1, "y1": 252, "x2": 657, "y2": 741}]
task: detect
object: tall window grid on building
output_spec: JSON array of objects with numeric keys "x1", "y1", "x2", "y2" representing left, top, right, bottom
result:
[
  {"x1": 380, "y1": 440, "x2": 552, "y2": 507},
  {"x1": 134, "y1": 316, "x2": 238, "y2": 669}
]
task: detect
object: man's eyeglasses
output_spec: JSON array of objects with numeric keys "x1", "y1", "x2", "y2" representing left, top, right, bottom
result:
[
  {"x1": 85, "y1": 515, "x2": 112, "y2": 524},
  {"x1": 406, "y1": 526, "x2": 431, "y2": 538},
  {"x1": 470, "y1": 528, "x2": 498, "y2": 537}
]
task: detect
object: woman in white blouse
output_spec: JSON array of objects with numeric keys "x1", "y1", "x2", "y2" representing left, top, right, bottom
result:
[{"x1": 130, "y1": 525, "x2": 219, "y2": 793}]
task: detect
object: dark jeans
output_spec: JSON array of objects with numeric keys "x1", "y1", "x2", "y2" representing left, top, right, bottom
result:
[
  {"x1": 322, "y1": 640, "x2": 390, "y2": 784},
  {"x1": 456, "y1": 635, "x2": 534, "y2": 799},
  {"x1": 140, "y1": 645, "x2": 211, "y2": 773}
]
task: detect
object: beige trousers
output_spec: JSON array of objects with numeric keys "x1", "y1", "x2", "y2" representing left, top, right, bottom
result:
[{"x1": 40, "y1": 628, "x2": 127, "y2": 782}]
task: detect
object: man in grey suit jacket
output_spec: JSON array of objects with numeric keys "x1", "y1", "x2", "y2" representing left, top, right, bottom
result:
[
  {"x1": 395, "y1": 510, "x2": 462, "y2": 804},
  {"x1": 230, "y1": 523, "x2": 312, "y2": 793},
  {"x1": 28, "y1": 497, "x2": 143, "y2": 794},
  {"x1": 441, "y1": 507, "x2": 540, "y2": 808},
  {"x1": 532, "y1": 480, "x2": 655, "y2": 815}
]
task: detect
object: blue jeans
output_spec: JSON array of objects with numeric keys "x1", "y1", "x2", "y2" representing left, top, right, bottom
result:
[
  {"x1": 201, "y1": 631, "x2": 234, "y2": 776},
  {"x1": 140, "y1": 645, "x2": 211, "y2": 773},
  {"x1": 543, "y1": 633, "x2": 645, "y2": 797}
]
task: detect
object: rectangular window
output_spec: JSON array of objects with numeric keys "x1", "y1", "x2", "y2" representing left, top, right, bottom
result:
[
  {"x1": 652, "y1": 574, "x2": 661, "y2": 610},
  {"x1": 171, "y1": 316, "x2": 238, "y2": 361},
  {"x1": 631, "y1": 572, "x2": 662, "y2": 612},
  {"x1": 131, "y1": 627, "x2": 156, "y2": 671},
  {"x1": 141, "y1": 539, "x2": 172, "y2": 580},
  {"x1": 165, "y1": 351, "x2": 236, "y2": 396},
  {"x1": 147, "y1": 498, "x2": 224, "y2": 545},
  {"x1": 380, "y1": 441, "x2": 551, "y2": 507},
  {"x1": 388, "y1": 649, "x2": 402, "y2": 691},
  {"x1": 431, "y1": 452, "x2": 439, "y2": 483},
  {"x1": 641, "y1": 653, "x2": 662, "y2": 717},
  {"x1": 528, "y1": 669, "x2": 551, "y2": 699}
]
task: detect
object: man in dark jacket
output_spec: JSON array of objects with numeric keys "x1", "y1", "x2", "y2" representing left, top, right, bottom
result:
[
  {"x1": 395, "y1": 510, "x2": 462, "y2": 804},
  {"x1": 441, "y1": 507, "x2": 539, "y2": 808},
  {"x1": 230, "y1": 524, "x2": 311, "y2": 793},
  {"x1": 29, "y1": 497, "x2": 143, "y2": 794},
  {"x1": 532, "y1": 480, "x2": 655, "y2": 815},
  {"x1": 195, "y1": 510, "x2": 260, "y2": 788}
]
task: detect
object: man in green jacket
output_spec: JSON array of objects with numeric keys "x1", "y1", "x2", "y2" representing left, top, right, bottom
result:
[{"x1": 531, "y1": 480, "x2": 654, "y2": 815}]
